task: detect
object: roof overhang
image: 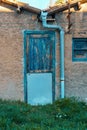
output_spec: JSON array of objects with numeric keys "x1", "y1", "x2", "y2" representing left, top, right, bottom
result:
[
  {"x1": 0, "y1": 0, "x2": 87, "y2": 16},
  {"x1": 1, "y1": 0, "x2": 41, "y2": 14},
  {"x1": 45, "y1": 0, "x2": 86, "y2": 15}
]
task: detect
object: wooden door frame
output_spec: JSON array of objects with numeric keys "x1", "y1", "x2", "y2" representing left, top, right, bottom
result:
[{"x1": 23, "y1": 30, "x2": 56, "y2": 103}]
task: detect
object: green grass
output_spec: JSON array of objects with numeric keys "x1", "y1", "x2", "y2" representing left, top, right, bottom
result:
[{"x1": 0, "y1": 98, "x2": 87, "y2": 130}]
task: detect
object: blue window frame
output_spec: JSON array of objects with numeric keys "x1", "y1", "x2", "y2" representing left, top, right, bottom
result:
[{"x1": 72, "y1": 38, "x2": 87, "y2": 62}]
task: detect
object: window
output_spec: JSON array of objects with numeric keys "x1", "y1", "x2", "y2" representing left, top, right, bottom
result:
[{"x1": 72, "y1": 38, "x2": 87, "y2": 61}]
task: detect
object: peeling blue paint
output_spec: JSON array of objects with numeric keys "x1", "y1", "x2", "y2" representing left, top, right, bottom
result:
[
  {"x1": 23, "y1": 30, "x2": 27, "y2": 102},
  {"x1": 23, "y1": 30, "x2": 56, "y2": 103}
]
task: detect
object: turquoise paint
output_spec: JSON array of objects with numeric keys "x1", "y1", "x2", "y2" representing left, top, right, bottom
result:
[
  {"x1": 72, "y1": 38, "x2": 87, "y2": 62},
  {"x1": 60, "y1": 30, "x2": 65, "y2": 98},
  {"x1": 27, "y1": 73, "x2": 52, "y2": 105},
  {"x1": 41, "y1": 11, "x2": 65, "y2": 98},
  {"x1": 52, "y1": 32, "x2": 56, "y2": 101},
  {"x1": 23, "y1": 30, "x2": 55, "y2": 103},
  {"x1": 28, "y1": 33, "x2": 55, "y2": 72},
  {"x1": 23, "y1": 30, "x2": 27, "y2": 102}
]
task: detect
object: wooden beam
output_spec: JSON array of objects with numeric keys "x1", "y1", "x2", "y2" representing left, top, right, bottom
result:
[
  {"x1": 47, "y1": 2, "x2": 79, "y2": 15},
  {"x1": 46, "y1": 0, "x2": 87, "y2": 16},
  {"x1": 1, "y1": 0, "x2": 41, "y2": 14}
]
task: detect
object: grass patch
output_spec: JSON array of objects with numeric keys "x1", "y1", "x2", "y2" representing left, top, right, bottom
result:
[{"x1": 0, "y1": 98, "x2": 87, "y2": 130}]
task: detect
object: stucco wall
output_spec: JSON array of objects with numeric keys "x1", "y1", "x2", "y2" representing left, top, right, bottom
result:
[
  {"x1": 0, "y1": 2, "x2": 87, "y2": 102},
  {"x1": 55, "y1": 3, "x2": 87, "y2": 101},
  {"x1": 0, "y1": 4, "x2": 41, "y2": 100}
]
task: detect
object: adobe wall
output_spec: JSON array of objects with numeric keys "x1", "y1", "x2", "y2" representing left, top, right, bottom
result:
[
  {"x1": 55, "y1": 3, "x2": 87, "y2": 101},
  {"x1": 0, "y1": 4, "x2": 42, "y2": 100},
  {"x1": 0, "y1": 2, "x2": 87, "y2": 102}
]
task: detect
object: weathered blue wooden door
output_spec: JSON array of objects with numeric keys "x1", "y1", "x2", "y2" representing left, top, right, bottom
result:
[{"x1": 23, "y1": 30, "x2": 55, "y2": 105}]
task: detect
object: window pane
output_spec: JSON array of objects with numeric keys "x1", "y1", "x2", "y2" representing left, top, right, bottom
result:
[
  {"x1": 74, "y1": 50, "x2": 87, "y2": 58},
  {"x1": 73, "y1": 38, "x2": 87, "y2": 61}
]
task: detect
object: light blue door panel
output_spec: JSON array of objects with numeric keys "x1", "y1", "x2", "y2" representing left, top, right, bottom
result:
[{"x1": 27, "y1": 73, "x2": 52, "y2": 105}]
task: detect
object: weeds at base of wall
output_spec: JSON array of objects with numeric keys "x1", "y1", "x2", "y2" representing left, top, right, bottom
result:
[{"x1": 0, "y1": 98, "x2": 87, "y2": 130}]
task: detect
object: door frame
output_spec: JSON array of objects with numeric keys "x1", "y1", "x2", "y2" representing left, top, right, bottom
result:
[{"x1": 23, "y1": 30, "x2": 56, "y2": 103}]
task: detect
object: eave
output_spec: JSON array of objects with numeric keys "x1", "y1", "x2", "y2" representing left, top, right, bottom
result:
[
  {"x1": 0, "y1": 0, "x2": 87, "y2": 16},
  {"x1": 1, "y1": 0, "x2": 41, "y2": 14},
  {"x1": 45, "y1": 1, "x2": 82, "y2": 15}
]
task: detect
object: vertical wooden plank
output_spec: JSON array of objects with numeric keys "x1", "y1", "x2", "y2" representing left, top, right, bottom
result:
[
  {"x1": 29, "y1": 37, "x2": 34, "y2": 71},
  {"x1": 41, "y1": 37, "x2": 45, "y2": 70},
  {"x1": 43, "y1": 38, "x2": 47, "y2": 70},
  {"x1": 50, "y1": 40, "x2": 53, "y2": 70},
  {"x1": 28, "y1": 31, "x2": 56, "y2": 73},
  {"x1": 47, "y1": 37, "x2": 51, "y2": 70},
  {"x1": 23, "y1": 31, "x2": 27, "y2": 102},
  {"x1": 52, "y1": 32, "x2": 56, "y2": 101},
  {"x1": 33, "y1": 38, "x2": 38, "y2": 71},
  {"x1": 38, "y1": 38, "x2": 42, "y2": 70}
]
